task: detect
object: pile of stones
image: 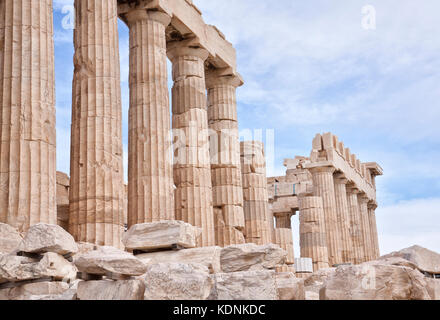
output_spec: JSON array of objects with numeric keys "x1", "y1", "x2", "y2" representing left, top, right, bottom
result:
[
  {"x1": 0, "y1": 223, "x2": 79, "y2": 300},
  {"x1": 0, "y1": 220, "x2": 306, "y2": 300}
]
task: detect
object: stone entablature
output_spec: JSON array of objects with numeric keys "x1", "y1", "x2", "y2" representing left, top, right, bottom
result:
[
  {"x1": 305, "y1": 133, "x2": 382, "y2": 202},
  {"x1": 117, "y1": 0, "x2": 238, "y2": 74}
]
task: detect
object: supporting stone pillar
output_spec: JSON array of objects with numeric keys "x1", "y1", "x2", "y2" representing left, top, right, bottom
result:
[
  {"x1": 309, "y1": 166, "x2": 341, "y2": 266},
  {"x1": 206, "y1": 71, "x2": 245, "y2": 246},
  {"x1": 169, "y1": 43, "x2": 215, "y2": 247},
  {"x1": 368, "y1": 202, "x2": 380, "y2": 260},
  {"x1": 241, "y1": 141, "x2": 272, "y2": 245},
  {"x1": 0, "y1": 0, "x2": 57, "y2": 231},
  {"x1": 274, "y1": 214, "x2": 294, "y2": 265},
  {"x1": 124, "y1": 9, "x2": 174, "y2": 226},
  {"x1": 69, "y1": 0, "x2": 124, "y2": 247},
  {"x1": 298, "y1": 196, "x2": 329, "y2": 272},
  {"x1": 358, "y1": 194, "x2": 372, "y2": 262},
  {"x1": 346, "y1": 187, "x2": 364, "y2": 264},
  {"x1": 334, "y1": 175, "x2": 354, "y2": 263}
]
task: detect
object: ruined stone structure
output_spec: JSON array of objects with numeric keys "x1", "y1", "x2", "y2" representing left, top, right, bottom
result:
[
  {"x1": 268, "y1": 133, "x2": 383, "y2": 270},
  {"x1": 241, "y1": 141, "x2": 273, "y2": 246},
  {"x1": 0, "y1": 0, "x2": 388, "y2": 301}
]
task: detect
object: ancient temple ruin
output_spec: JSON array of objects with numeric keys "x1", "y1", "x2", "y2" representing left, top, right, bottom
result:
[{"x1": 0, "y1": 0, "x2": 406, "y2": 301}]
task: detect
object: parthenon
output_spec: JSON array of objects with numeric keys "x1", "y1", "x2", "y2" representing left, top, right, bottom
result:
[{"x1": 3, "y1": 0, "x2": 437, "y2": 302}]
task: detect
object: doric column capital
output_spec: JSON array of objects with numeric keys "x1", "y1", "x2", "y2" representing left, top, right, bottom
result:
[
  {"x1": 334, "y1": 173, "x2": 348, "y2": 185},
  {"x1": 357, "y1": 193, "x2": 370, "y2": 204},
  {"x1": 167, "y1": 39, "x2": 209, "y2": 62},
  {"x1": 124, "y1": 9, "x2": 171, "y2": 27},
  {"x1": 205, "y1": 68, "x2": 244, "y2": 89},
  {"x1": 308, "y1": 166, "x2": 335, "y2": 175},
  {"x1": 368, "y1": 201, "x2": 378, "y2": 210}
]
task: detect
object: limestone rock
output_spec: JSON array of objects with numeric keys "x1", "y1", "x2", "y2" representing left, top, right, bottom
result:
[
  {"x1": 143, "y1": 263, "x2": 213, "y2": 300},
  {"x1": 0, "y1": 281, "x2": 70, "y2": 301},
  {"x1": 0, "y1": 253, "x2": 77, "y2": 283},
  {"x1": 320, "y1": 263, "x2": 431, "y2": 300},
  {"x1": 0, "y1": 223, "x2": 22, "y2": 254},
  {"x1": 379, "y1": 245, "x2": 440, "y2": 274},
  {"x1": 74, "y1": 246, "x2": 147, "y2": 276},
  {"x1": 303, "y1": 267, "x2": 336, "y2": 300},
  {"x1": 18, "y1": 224, "x2": 78, "y2": 256},
  {"x1": 220, "y1": 243, "x2": 286, "y2": 273},
  {"x1": 426, "y1": 278, "x2": 440, "y2": 300},
  {"x1": 209, "y1": 270, "x2": 278, "y2": 300},
  {"x1": 275, "y1": 272, "x2": 305, "y2": 300},
  {"x1": 136, "y1": 246, "x2": 221, "y2": 274},
  {"x1": 123, "y1": 221, "x2": 201, "y2": 251},
  {"x1": 77, "y1": 280, "x2": 145, "y2": 300}
]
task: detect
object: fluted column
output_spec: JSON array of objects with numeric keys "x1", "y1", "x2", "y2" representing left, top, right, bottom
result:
[
  {"x1": 274, "y1": 214, "x2": 294, "y2": 265},
  {"x1": 334, "y1": 175, "x2": 354, "y2": 263},
  {"x1": 0, "y1": 0, "x2": 57, "y2": 231},
  {"x1": 169, "y1": 43, "x2": 215, "y2": 247},
  {"x1": 69, "y1": 0, "x2": 124, "y2": 247},
  {"x1": 298, "y1": 196, "x2": 329, "y2": 271},
  {"x1": 206, "y1": 71, "x2": 245, "y2": 246},
  {"x1": 368, "y1": 202, "x2": 380, "y2": 259},
  {"x1": 346, "y1": 187, "x2": 364, "y2": 264},
  {"x1": 241, "y1": 141, "x2": 272, "y2": 245},
  {"x1": 309, "y1": 166, "x2": 341, "y2": 266},
  {"x1": 358, "y1": 194, "x2": 372, "y2": 262},
  {"x1": 124, "y1": 9, "x2": 174, "y2": 226}
]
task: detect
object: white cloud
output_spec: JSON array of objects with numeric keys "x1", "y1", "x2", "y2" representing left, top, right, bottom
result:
[{"x1": 377, "y1": 198, "x2": 440, "y2": 254}]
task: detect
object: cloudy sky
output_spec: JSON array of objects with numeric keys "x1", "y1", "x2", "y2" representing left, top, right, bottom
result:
[{"x1": 52, "y1": 0, "x2": 440, "y2": 255}]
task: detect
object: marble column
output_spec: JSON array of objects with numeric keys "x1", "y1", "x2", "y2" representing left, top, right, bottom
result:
[
  {"x1": 206, "y1": 71, "x2": 245, "y2": 246},
  {"x1": 358, "y1": 194, "x2": 372, "y2": 262},
  {"x1": 169, "y1": 43, "x2": 215, "y2": 247},
  {"x1": 69, "y1": 0, "x2": 124, "y2": 248},
  {"x1": 299, "y1": 195, "x2": 329, "y2": 271},
  {"x1": 334, "y1": 175, "x2": 354, "y2": 263},
  {"x1": 241, "y1": 141, "x2": 272, "y2": 245},
  {"x1": 346, "y1": 186, "x2": 364, "y2": 264},
  {"x1": 274, "y1": 214, "x2": 294, "y2": 265},
  {"x1": 124, "y1": 9, "x2": 174, "y2": 226},
  {"x1": 368, "y1": 202, "x2": 380, "y2": 260},
  {"x1": 0, "y1": 0, "x2": 57, "y2": 231},
  {"x1": 309, "y1": 166, "x2": 341, "y2": 266}
]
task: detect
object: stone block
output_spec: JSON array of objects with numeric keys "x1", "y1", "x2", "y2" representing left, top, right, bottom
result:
[
  {"x1": 77, "y1": 280, "x2": 145, "y2": 300},
  {"x1": 220, "y1": 243, "x2": 286, "y2": 273},
  {"x1": 275, "y1": 272, "x2": 305, "y2": 300},
  {"x1": 136, "y1": 246, "x2": 222, "y2": 274},
  {"x1": 143, "y1": 263, "x2": 213, "y2": 300},
  {"x1": 0, "y1": 252, "x2": 77, "y2": 283},
  {"x1": 74, "y1": 246, "x2": 147, "y2": 277},
  {"x1": 209, "y1": 270, "x2": 277, "y2": 300},
  {"x1": 18, "y1": 223, "x2": 78, "y2": 256},
  {"x1": 123, "y1": 221, "x2": 201, "y2": 251}
]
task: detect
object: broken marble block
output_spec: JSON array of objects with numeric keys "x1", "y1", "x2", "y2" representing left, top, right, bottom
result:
[
  {"x1": 0, "y1": 223, "x2": 23, "y2": 254},
  {"x1": 209, "y1": 270, "x2": 278, "y2": 300},
  {"x1": 320, "y1": 263, "x2": 431, "y2": 300},
  {"x1": 220, "y1": 243, "x2": 287, "y2": 273},
  {"x1": 0, "y1": 252, "x2": 77, "y2": 283},
  {"x1": 136, "y1": 246, "x2": 222, "y2": 274},
  {"x1": 18, "y1": 223, "x2": 78, "y2": 256},
  {"x1": 0, "y1": 281, "x2": 71, "y2": 301},
  {"x1": 275, "y1": 272, "x2": 305, "y2": 300},
  {"x1": 74, "y1": 246, "x2": 147, "y2": 277},
  {"x1": 123, "y1": 221, "x2": 201, "y2": 252},
  {"x1": 77, "y1": 280, "x2": 145, "y2": 300},
  {"x1": 143, "y1": 263, "x2": 213, "y2": 300}
]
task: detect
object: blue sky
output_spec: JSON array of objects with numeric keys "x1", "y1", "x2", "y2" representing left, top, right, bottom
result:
[{"x1": 52, "y1": 0, "x2": 440, "y2": 255}]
